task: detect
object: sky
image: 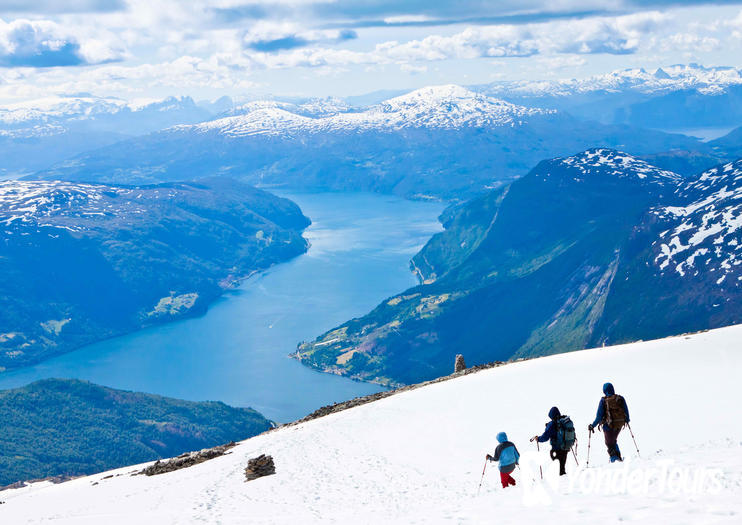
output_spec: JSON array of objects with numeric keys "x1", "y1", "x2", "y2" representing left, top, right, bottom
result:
[{"x1": 1, "y1": 1, "x2": 742, "y2": 103}]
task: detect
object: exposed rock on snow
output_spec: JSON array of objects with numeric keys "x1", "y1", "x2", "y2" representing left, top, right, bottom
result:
[
  {"x1": 454, "y1": 354, "x2": 467, "y2": 372},
  {"x1": 244, "y1": 455, "x2": 276, "y2": 482},
  {"x1": 138, "y1": 442, "x2": 237, "y2": 477}
]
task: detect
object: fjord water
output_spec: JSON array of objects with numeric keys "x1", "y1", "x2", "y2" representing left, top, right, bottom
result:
[{"x1": 0, "y1": 192, "x2": 444, "y2": 423}]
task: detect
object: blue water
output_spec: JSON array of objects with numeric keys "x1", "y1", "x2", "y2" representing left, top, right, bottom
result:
[{"x1": 0, "y1": 192, "x2": 444, "y2": 423}]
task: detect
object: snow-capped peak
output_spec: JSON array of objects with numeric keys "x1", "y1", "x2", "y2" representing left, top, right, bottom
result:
[
  {"x1": 554, "y1": 149, "x2": 682, "y2": 183},
  {"x1": 187, "y1": 85, "x2": 553, "y2": 137},
  {"x1": 382, "y1": 84, "x2": 483, "y2": 106},
  {"x1": 365, "y1": 84, "x2": 551, "y2": 128}
]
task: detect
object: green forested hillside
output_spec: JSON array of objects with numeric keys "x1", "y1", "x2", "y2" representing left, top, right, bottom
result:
[{"x1": 0, "y1": 379, "x2": 272, "y2": 486}]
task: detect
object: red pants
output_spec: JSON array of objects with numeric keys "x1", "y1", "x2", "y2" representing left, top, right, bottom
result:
[{"x1": 500, "y1": 471, "x2": 516, "y2": 488}]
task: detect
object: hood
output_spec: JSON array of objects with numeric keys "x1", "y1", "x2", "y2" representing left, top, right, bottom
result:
[
  {"x1": 548, "y1": 406, "x2": 561, "y2": 420},
  {"x1": 497, "y1": 432, "x2": 508, "y2": 443},
  {"x1": 603, "y1": 382, "x2": 615, "y2": 396}
]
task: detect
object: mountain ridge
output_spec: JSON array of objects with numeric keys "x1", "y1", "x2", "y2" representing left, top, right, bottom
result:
[
  {"x1": 30, "y1": 86, "x2": 707, "y2": 199},
  {"x1": 294, "y1": 150, "x2": 742, "y2": 385}
]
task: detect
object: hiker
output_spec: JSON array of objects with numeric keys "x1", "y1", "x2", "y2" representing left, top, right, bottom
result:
[
  {"x1": 588, "y1": 382, "x2": 630, "y2": 463},
  {"x1": 532, "y1": 406, "x2": 574, "y2": 476},
  {"x1": 486, "y1": 431, "x2": 520, "y2": 488}
]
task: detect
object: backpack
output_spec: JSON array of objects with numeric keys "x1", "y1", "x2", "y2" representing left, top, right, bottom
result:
[
  {"x1": 555, "y1": 415, "x2": 576, "y2": 451},
  {"x1": 604, "y1": 395, "x2": 627, "y2": 430}
]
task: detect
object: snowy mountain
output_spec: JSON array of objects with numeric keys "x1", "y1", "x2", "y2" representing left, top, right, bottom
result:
[
  {"x1": 296, "y1": 150, "x2": 742, "y2": 385},
  {"x1": 479, "y1": 64, "x2": 742, "y2": 99},
  {"x1": 475, "y1": 64, "x2": 742, "y2": 130},
  {"x1": 653, "y1": 159, "x2": 742, "y2": 282},
  {"x1": 0, "y1": 95, "x2": 215, "y2": 179},
  {"x1": 32, "y1": 85, "x2": 705, "y2": 199},
  {"x1": 189, "y1": 85, "x2": 552, "y2": 136},
  {"x1": 221, "y1": 96, "x2": 353, "y2": 119},
  {"x1": 0, "y1": 95, "x2": 212, "y2": 134},
  {"x1": 2, "y1": 324, "x2": 740, "y2": 523},
  {"x1": 0, "y1": 178, "x2": 310, "y2": 370}
]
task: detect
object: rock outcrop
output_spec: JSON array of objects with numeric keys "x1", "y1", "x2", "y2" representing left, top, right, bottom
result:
[
  {"x1": 138, "y1": 442, "x2": 236, "y2": 476},
  {"x1": 454, "y1": 354, "x2": 466, "y2": 372},
  {"x1": 245, "y1": 454, "x2": 276, "y2": 481}
]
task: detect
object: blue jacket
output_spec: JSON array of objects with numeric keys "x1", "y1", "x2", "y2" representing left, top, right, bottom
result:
[
  {"x1": 537, "y1": 406, "x2": 561, "y2": 449},
  {"x1": 591, "y1": 383, "x2": 630, "y2": 428},
  {"x1": 493, "y1": 432, "x2": 520, "y2": 471}
]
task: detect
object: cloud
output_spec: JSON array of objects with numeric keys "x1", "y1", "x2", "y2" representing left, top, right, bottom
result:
[
  {"x1": 243, "y1": 11, "x2": 670, "y2": 70},
  {"x1": 654, "y1": 32, "x2": 721, "y2": 52},
  {"x1": 242, "y1": 22, "x2": 357, "y2": 52},
  {"x1": 208, "y1": 1, "x2": 742, "y2": 29},
  {"x1": 0, "y1": 0, "x2": 125, "y2": 14},
  {"x1": 0, "y1": 18, "x2": 122, "y2": 67}
]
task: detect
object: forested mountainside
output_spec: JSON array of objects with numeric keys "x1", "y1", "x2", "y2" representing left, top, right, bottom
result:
[
  {"x1": 295, "y1": 151, "x2": 742, "y2": 385},
  {"x1": 0, "y1": 178, "x2": 310, "y2": 370},
  {"x1": 0, "y1": 378, "x2": 272, "y2": 486}
]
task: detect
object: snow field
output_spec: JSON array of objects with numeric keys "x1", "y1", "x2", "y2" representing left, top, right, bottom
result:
[{"x1": 2, "y1": 324, "x2": 741, "y2": 524}]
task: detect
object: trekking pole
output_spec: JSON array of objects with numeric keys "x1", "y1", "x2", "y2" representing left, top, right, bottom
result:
[
  {"x1": 477, "y1": 458, "x2": 488, "y2": 495},
  {"x1": 571, "y1": 446, "x2": 579, "y2": 466},
  {"x1": 586, "y1": 429, "x2": 592, "y2": 468},
  {"x1": 530, "y1": 436, "x2": 543, "y2": 480},
  {"x1": 627, "y1": 423, "x2": 640, "y2": 458}
]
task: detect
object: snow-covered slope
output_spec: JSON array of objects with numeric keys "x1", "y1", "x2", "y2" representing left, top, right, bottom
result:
[
  {"x1": 554, "y1": 148, "x2": 681, "y2": 183},
  {"x1": 3, "y1": 324, "x2": 741, "y2": 523},
  {"x1": 654, "y1": 159, "x2": 742, "y2": 283},
  {"x1": 188, "y1": 85, "x2": 553, "y2": 137}
]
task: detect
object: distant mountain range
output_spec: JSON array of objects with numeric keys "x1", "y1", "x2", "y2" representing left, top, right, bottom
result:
[
  {"x1": 0, "y1": 378, "x2": 272, "y2": 486},
  {"x1": 0, "y1": 178, "x2": 310, "y2": 370},
  {"x1": 0, "y1": 95, "x2": 215, "y2": 178},
  {"x1": 31, "y1": 85, "x2": 712, "y2": 199},
  {"x1": 294, "y1": 150, "x2": 742, "y2": 386},
  {"x1": 474, "y1": 64, "x2": 742, "y2": 130}
]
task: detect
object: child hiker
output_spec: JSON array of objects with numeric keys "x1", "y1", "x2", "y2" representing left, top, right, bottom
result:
[{"x1": 486, "y1": 432, "x2": 520, "y2": 488}]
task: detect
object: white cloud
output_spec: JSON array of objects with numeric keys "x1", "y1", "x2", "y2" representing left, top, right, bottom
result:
[
  {"x1": 399, "y1": 62, "x2": 428, "y2": 74},
  {"x1": 0, "y1": 17, "x2": 122, "y2": 66},
  {"x1": 241, "y1": 12, "x2": 670, "y2": 70},
  {"x1": 654, "y1": 32, "x2": 721, "y2": 53},
  {"x1": 241, "y1": 21, "x2": 356, "y2": 51}
]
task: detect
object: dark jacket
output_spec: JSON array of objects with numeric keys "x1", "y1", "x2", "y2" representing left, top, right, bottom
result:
[
  {"x1": 591, "y1": 382, "x2": 630, "y2": 428},
  {"x1": 537, "y1": 406, "x2": 561, "y2": 449}
]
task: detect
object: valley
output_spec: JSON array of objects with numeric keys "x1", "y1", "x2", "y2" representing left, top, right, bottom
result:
[{"x1": 0, "y1": 192, "x2": 444, "y2": 423}]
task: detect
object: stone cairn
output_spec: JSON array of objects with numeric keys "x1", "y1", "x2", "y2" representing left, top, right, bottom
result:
[
  {"x1": 244, "y1": 454, "x2": 276, "y2": 481},
  {"x1": 454, "y1": 354, "x2": 467, "y2": 373}
]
